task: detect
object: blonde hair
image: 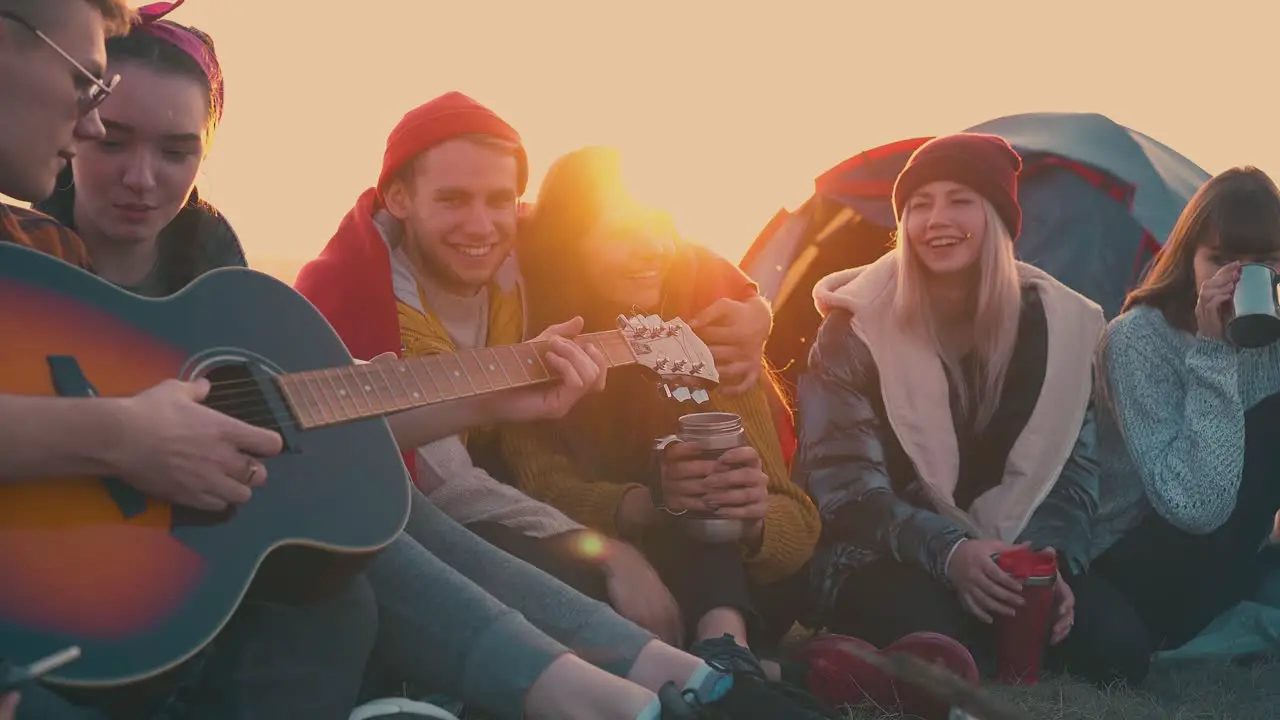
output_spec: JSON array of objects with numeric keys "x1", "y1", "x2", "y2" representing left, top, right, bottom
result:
[{"x1": 892, "y1": 199, "x2": 1022, "y2": 430}]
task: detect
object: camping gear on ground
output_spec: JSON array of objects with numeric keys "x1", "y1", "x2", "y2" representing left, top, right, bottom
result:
[
  {"x1": 741, "y1": 112, "x2": 1211, "y2": 391},
  {"x1": 794, "y1": 631, "x2": 979, "y2": 719},
  {"x1": 654, "y1": 412, "x2": 748, "y2": 542},
  {"x1": 991, "y1": 548, "x2": 1058, "y2": 685},
  {"x1": 1228, "y1": 263, "x2": 1280, "y2": 348}
]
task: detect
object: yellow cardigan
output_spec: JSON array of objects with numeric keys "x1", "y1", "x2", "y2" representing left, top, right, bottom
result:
[
  {"x1": 396, "y1": 280, "x2": 524, "y2": 446},
  {"x1": 501, "y1": 373, "x2": 820, "y2": 585}
]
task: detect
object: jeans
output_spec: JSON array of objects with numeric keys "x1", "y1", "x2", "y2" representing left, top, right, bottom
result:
[
  {"x1": 16, "y1": 574, "x2": 378, "y2": 720},
  {"x1": 361, "y1": 492, "x2": 655, "y2": 718},
  {"x1": 471, "y1": 518, "x2": 805, "y2": 654},
  {"x1": 827, "y1": 558, "x2": 1151, "y2": 685}
]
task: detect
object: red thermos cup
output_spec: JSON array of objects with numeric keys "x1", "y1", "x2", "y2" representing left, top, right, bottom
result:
[{"x1": 991, "y1": 547, "x2": 1057, "y2": 685}]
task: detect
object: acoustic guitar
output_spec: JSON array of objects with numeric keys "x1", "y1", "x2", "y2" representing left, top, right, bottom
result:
[{"x1": 0, "y1": 242, "x2": 719, "y2": 688}]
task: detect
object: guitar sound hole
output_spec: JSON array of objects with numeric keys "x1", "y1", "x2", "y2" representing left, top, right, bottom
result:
[{"x1": 202, "y1": 362, "x2": 291, "y2": 447}]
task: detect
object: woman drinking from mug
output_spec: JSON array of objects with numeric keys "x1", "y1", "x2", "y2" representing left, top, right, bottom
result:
[
  {"x1": 794, "y1": 133, "x2": 1150, "y2": 687},
  {"x1": 1092, "y1": 166, "x2": 1280, "y2": 651},
  {"x1": 502, "y1": 146, "x2": 826, "y2": 686}
]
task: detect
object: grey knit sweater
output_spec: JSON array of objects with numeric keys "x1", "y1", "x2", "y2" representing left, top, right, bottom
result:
[{"x1": 1091, "y1": 304, "x2": 1280, "y2": 554}]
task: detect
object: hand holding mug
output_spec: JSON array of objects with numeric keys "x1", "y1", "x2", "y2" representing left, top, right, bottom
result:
[
  {"x1": 1195, "y1": 261, "x2": 1241, "y2": 341},
  {"x1": 1049, "y1": 568, "x2": 1076, "y2": 646},
  {"x1": 947, "y1": 539, "x2": 1029, "y2": 623},
  {"x1": 660, "y1": 442, "x2": 767, "y2": 520}
]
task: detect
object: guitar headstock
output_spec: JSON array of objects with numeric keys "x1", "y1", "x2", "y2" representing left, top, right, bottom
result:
[{"x1": 617, "y1": 314, "x2": 719, "y2": 404}]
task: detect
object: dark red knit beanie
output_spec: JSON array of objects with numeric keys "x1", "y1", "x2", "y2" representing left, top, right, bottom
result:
[
  {"x1": 892, "y1": 133, "x2": 1023, "y2": 240},
  {"x1": 377, "y1": 91, "x2": 528, "y2": 196}
]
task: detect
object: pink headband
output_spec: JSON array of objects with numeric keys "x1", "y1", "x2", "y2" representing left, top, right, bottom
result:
[{"x1": 133, "y1": 0, "x2": 224, "y2": 123}]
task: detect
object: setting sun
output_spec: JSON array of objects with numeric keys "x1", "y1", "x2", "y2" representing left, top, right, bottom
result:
[{"x1": 64, "y1": 0, "x2": 1264, "y2": 286}]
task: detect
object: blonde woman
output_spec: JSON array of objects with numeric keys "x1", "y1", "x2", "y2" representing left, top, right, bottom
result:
[{"x1": 792, "y1": 134, "x2": 1150, "y2": 689}]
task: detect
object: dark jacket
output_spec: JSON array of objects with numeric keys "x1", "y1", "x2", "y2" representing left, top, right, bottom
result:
[
  {"x1": 794, "y1": 258, "x2": 1103, "y2": 623},
  {"x1": 35, "y1": 173, "x2": 246, "y2": 297}
]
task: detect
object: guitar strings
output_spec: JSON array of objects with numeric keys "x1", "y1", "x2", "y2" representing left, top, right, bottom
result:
[
  {"x1": 204, "y1": 332, "x2": 648, "y2": 426},
  {"x1": 199, "y1": 356, "x2": 700, "y2": 431},
  {"x1": 56, "y1": 326, "x2": 693, "y2": 430},
  {"x1": 195, "y1": 331, "x2": 639, "y2": 412},
  {"x1": 193, "y1": 329, "x2": 635, "y2": 391}
]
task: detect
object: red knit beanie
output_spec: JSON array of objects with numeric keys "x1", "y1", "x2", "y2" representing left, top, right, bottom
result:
[
  {"x1": 892, "y1": 133, "x2": 1023, "y2": 240},
  {"x1": 377, "y1": 91, "x2": 529, "y2": 196}
]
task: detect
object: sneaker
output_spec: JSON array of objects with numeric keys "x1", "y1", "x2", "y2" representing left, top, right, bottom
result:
[
  {"x1": 668, "y1": 634, "x2": 834, "y2": 719},
  {"x1": 788, "y1": 632, "x2": 979, "y2": 720}
]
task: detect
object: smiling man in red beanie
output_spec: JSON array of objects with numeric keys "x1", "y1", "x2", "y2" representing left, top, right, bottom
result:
[
  {"x1": 295, "y1": 91, "x2": 594, "y2": 550},
  {"x1": 293, "y1": 90, "x2": 787, "y2": 648},
  {"x1": 293, "y1": 92, "x2": 846, "y2": 720}
]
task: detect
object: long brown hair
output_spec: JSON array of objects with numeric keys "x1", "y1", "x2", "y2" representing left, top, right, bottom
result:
[
  {"x1": 1123, "y1": 166, "x2": 1280, "y2": 331},
  {"x1": 519, "y1": 146, "x2": 649, "y2": 333},
  {"x1": 520, "y1": 147, "x2": 796, "y2": 463}
]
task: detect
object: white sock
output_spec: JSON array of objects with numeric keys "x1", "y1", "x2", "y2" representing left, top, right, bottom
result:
[
  {"x1": 684, "y1": 663, "x2": 734, "y2": 703},
  {"x1": 634, "y1": 698, "x2": 663, "y2": 720}
]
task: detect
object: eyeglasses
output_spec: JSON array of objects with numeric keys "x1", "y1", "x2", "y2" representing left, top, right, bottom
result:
[{"x1": 0, "y1": 10, "x2": 119, "y2": 114}]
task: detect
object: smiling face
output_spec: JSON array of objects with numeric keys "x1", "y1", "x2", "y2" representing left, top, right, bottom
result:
[
  {"x1": 70, "y1": 61, "x2": 207, "y2": 246},
  {"x1": 578, "y1": 203, "x2": 675, "y2": 313},
  {"x1": 902, "y1": 180, "x2": 988, "y2": 277},
  {"x1": 387, "y1": 136, "x2": 520, "y2": 297}
]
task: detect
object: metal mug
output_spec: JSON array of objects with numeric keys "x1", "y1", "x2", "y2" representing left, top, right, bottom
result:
[
  {"x1": 652, "y1": 412, "x2": 747, "y2": 543},
  {"x1": 1226, "y1": 263, "x2": 1280, "y2": 349}
]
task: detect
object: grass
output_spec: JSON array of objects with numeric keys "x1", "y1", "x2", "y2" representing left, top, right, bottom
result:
[{"x1": 839, "y1": 659, "x2": 1280, "y2": 720}]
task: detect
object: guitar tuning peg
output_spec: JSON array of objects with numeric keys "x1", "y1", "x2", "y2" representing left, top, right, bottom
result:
[
  {"x1": 690, "y1": 362, "x2": 705, "y2": 374},
  {"x1": 692, "y1": 389, "x2": 710, "y2": 404},
  {"x1": 671, "y1": 360, "x2": 687, "y2": 372}
]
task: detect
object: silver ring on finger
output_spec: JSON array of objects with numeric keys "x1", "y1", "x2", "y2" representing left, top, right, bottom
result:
[{"x1": 242, "y1": 457, "x2": 258, "y2": 485}]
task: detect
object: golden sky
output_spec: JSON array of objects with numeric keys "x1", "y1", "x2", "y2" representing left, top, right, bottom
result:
[{"x1": 26, "y1": 1, "x2": 1280, "y2": 282}]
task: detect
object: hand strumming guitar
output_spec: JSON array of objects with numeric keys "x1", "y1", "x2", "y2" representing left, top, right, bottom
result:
[{"x1": 110, "y1": 379, "x2": 284, "y2": 511}]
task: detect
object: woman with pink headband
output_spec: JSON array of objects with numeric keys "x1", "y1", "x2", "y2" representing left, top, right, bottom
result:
[
  {"x1": 35, "y1": 0, "x2": 242, "y2": 297},
  {"x1": 21, "y1": 3, "x2": 385, "y2": 719}
]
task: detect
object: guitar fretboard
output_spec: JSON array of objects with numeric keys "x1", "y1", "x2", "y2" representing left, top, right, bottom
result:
[{"x1": 276, "y1": 331, "x2": 636, "y2": 430}]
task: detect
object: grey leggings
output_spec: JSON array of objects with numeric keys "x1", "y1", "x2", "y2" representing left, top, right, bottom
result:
[{"x1": 362, "y1": 490, "x2": 655, "y2": 718}]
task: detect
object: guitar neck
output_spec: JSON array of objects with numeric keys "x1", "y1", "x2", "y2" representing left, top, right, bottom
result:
[{"x1": 275, "y1": 330, "x2": 636, "y2": 430}]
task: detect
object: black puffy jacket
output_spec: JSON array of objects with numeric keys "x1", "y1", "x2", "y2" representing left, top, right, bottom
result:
[{"x1": 794, "y1": 293, "x2": 1101, "y2": 623}]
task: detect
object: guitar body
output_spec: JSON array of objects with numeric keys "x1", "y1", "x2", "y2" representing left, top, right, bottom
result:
[{"x1": 0, "y1": 244, "x2": 411, "y2": 688}]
